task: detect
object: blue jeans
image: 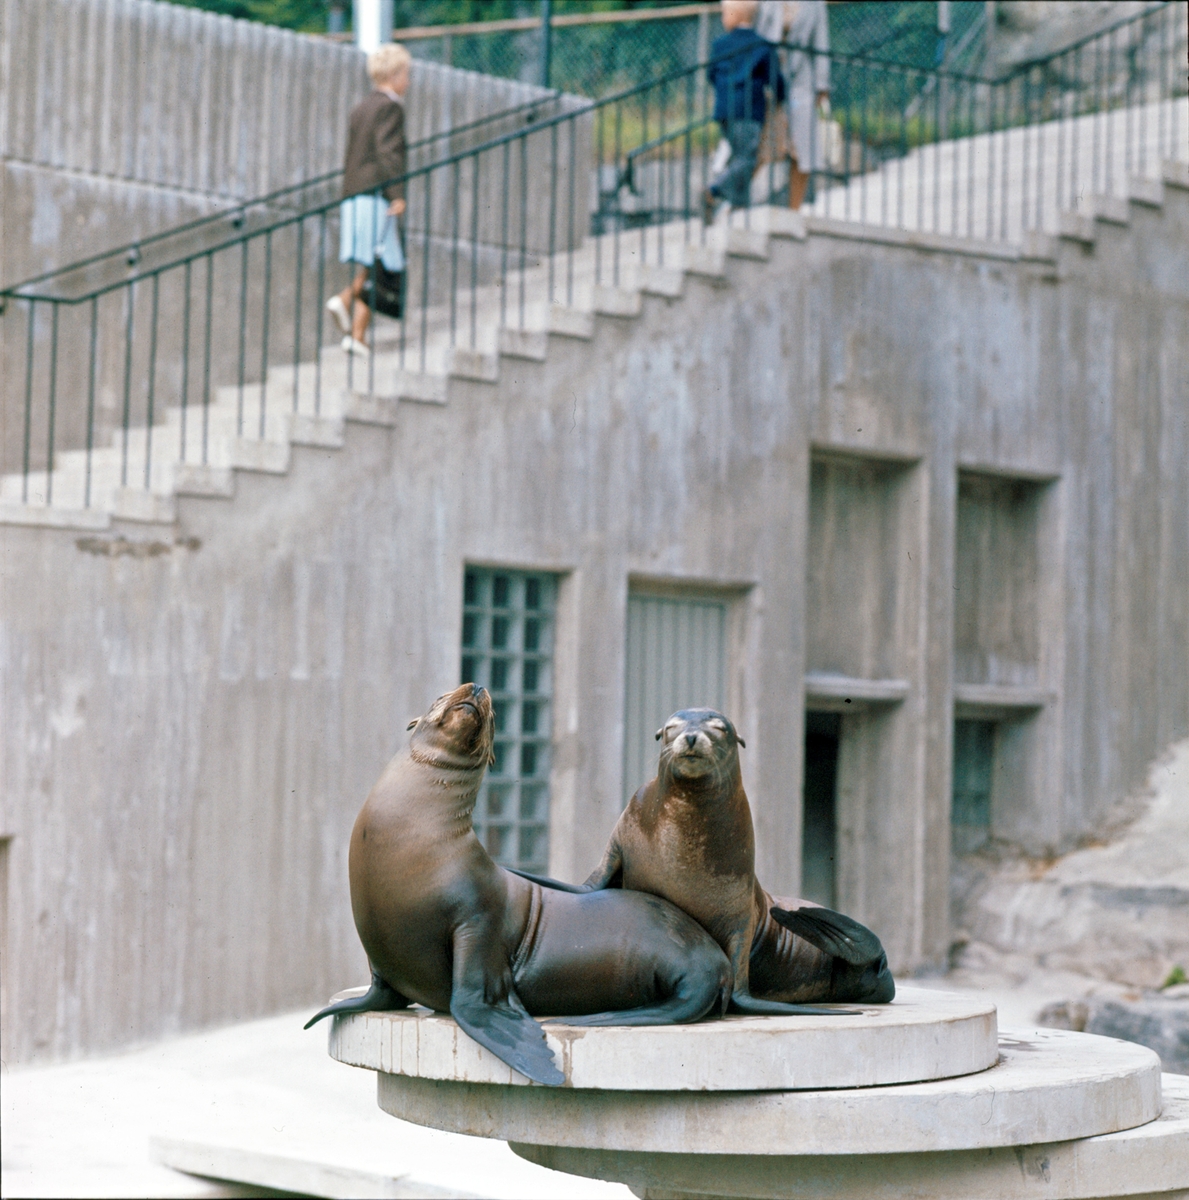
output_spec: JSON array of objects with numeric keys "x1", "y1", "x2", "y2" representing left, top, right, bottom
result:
[{"x1": 710, "y1": 118, "x2": 763, "y2": 208}]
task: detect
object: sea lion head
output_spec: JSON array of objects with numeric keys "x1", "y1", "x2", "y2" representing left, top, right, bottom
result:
[
  {"x1": 655, "y1": 708, "x2": 746, "y2": 784},
  {"x1": 407, "y1": 682, "x2": 495, "y2": 768}
]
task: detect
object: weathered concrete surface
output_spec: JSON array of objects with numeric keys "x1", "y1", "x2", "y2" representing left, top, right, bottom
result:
[
  {"x1": 955, "y1": 738, "x2": 1189, "y2": 989},
  {"x1": 0, "y1": 1009, "x2": 631, "y2": 1200},
  {"x1": 1, "y1": 189, "x2": 1186, "y2": 1066}
]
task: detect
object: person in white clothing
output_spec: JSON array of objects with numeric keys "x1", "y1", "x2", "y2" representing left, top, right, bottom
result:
[{"x1": 754, "y1": 0, "x2": 831, "y2": 209}]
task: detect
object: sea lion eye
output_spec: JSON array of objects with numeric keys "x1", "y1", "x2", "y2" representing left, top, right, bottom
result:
[{"x1": 407, "y1": 718, "x2": 419, "y2": 730}]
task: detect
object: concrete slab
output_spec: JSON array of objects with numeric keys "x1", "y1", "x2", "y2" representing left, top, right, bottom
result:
[
  {"x1": 0, "y1": 1009, "x2": 632, "y2": 1200},
  {"x1": 329, "y1": 985, "x2": 997, "y2": 1091},
  {"x1": 511, "y1": 1072, "x2": 1189, "y2": 1200},
  {"x1": 373, "y1": 1028, "x2": 1162, "y2": 1155}
]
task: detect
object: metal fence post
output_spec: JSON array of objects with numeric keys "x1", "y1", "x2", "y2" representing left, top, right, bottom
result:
[{"x1": 541, "y1": 0, "x2": 553, "y2": 89}]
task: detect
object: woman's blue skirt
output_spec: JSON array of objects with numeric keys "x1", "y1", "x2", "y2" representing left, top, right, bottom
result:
[{"x1": 339, "y1": 192, "x2": 404, "y2": 271}]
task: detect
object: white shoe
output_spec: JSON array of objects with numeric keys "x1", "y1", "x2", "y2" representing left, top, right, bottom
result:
[
  {"x1": 326, "y1": 295, "x2": 351, "y2": 335},
  {"x1": 342, "y1": 335, "x2": 370, "y2": 357}
]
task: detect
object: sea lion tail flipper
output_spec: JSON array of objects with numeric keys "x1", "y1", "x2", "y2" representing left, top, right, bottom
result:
[
  {"x1": 450, "y1": 990, "x2": 564, "y2": 1086},
  {"x1": 504, "y1": 866, "x2": 591, "y2": 893},
  {"x1": 728, "y1": 991, "x2": 860, "y2": 1017},
  {"x1": 769, "y1": 905, "x2": 886, "y2": 966},
  {"x1": 303, "y1": 969, "x2": 410, "y2": 1030}
]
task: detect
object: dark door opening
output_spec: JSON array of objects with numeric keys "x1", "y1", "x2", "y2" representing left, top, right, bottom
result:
[{"x1": 802, "y1": 711, "x2": 841, "y2": 907}]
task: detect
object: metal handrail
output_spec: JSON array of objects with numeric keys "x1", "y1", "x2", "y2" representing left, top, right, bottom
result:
[{"x1": 0, "y1": 88, "x2": 572, "y2": 301}]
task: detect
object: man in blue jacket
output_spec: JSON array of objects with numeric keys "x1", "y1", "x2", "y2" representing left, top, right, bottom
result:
[{"x1": 704, "y1": 0, "x2": 786, "y2": 222}]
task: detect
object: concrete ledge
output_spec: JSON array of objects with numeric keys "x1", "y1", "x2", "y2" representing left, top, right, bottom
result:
[
  {"x1": 110, "y1": 487, "x2": 177, "y2": 524},
  {"x1": 756, "y1": 206, "x2": 806, "y2": 240},
  {"x1": 149, "y1": 1136, "x2": 465, "y2": 1200},
  {"x1": 805, "y1": 673, "x2": 910, "y2": 711},
  {"x1": 392, "y1": 372, "x2": 448, "y2": 406},
  {"x1": 638, "y1": 266, "x2": 684, "y2": 299},
  {"x1": 725, "y1": 227, "x2": 770, "y2": 260},
  {"x1": 343, "y1": 393, "x2": 401, "y2": 425},
  {"x1": 682, "y1": 243, "x2": 727, "y2": 278},
  {"x1": 808, "y1": 216, "x2": 1029, "y2": 263},
  {"x1": 498, "y1": 328, "x2": 548, "y2": 361},
  {"x1": 330, "y1": 987, "x2": 996, "y2": 1092},
  {"x1": 373, "y1": 1029, "x2": 1162, "y2": 1156},
  {"x1": 511, "y1": 1072, "x2": 1189, "y2": 1200},
  {"x1": 290, "y1": 414, "x2": 345, "y2": 448},
  {"x1": 1164, "y1": 159, "x2": 1189, "y2": 190},
  {"x1": 1059, "y1": 211, "x2": 1097, "y2": 245},
  {"x1": 1021, "y1": 230, "x2": 1059, "y2": 262},
  {"x1": 592, "y1": 286, "x2": 642, "y2": 318},
  {"x1": 953, "y1": 683, "x2": 1053, "y2": 719},
  {"x1": 1129, "y1": 176, "x2": 1164, "y2": 207},
  {"x1": 174, "y1": 464, "x2": 235, "y2": 498},
  {"x1": 227, "y1": 438, "x2": 290, "y2": 474},
  {"x1": 548, "y1": 305, "x2": 594, "y2": 340},
  {"x1": 1091, "y1": 194, "x2": 1131, "y2": 226},
  {"x1": 449, "y1": 347, "x2": 499, "y2": 383},
  {"x1": 0, "y1": 503, "x2": 111, "y2": 530}
]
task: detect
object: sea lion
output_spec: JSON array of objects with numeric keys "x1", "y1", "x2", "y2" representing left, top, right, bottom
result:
[
  {"x1": 304, "y1": 684, "x2": 732, "y2": 1085},
  {"x1": 512, "y1": 708, "x2": 894, "y2": 1013}
]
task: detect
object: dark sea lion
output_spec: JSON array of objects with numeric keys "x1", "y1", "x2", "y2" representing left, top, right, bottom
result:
[
  {"x1": 513, "y1": 708, "x2": 894, "y2": 1013},
  {"x1": 304, "y1": 685, "x2": 732, "y2": 1085}
]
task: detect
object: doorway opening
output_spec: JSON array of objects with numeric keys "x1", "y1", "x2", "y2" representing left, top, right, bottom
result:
[{"x1": 802, "y1": 711, "x2": 841, "y2": 906}]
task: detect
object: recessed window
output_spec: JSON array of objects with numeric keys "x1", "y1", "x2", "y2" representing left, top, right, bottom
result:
[
  {"x1": 461, "y1": 568, "x2": 556, "y2": 873},
  {"x1": 952, "y1": 719, "x2": 995, "y2": 853}
]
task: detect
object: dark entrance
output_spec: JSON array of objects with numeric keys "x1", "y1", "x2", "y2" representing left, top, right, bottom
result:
[{"x1": 801, "y1": 711, "x2": 841, "y2": 907}]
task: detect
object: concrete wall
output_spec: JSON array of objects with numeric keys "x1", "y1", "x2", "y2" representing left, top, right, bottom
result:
[
  {"x1": 0, "y1": 0, "x2": 565, "y2": 286},
  {"x1": 2, "y1": 187, "x2": 1186, "y2": 1066}
]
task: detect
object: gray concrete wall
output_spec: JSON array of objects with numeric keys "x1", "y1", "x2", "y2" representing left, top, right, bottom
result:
[
  {"x1": 1, "y1": 189, "x2": 1186, "y2": 1066},
  {"x1": 0, "y1": 0, "x2": 566, "y2": 286}
]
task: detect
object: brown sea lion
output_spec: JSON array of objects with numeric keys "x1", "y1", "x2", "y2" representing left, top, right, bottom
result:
[
  {"x1": 304, "y1": 685, "x2": 732, "y2": 1085},
  {"x1": 512, "y1": 708, "x2": 894, "y2": 1013}
]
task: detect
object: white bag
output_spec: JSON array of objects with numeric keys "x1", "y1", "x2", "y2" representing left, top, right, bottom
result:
[
  {"x1": 710, "y1": 137, "x2": 732, "y2": 177},
  {"x1": 817, "y1": 99, "x2": 844, "y2": 173}
]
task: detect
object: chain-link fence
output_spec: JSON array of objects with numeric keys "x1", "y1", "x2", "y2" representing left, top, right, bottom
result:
[{"x1": 397, "y1": 3, "x2": 993, "y2": 98}]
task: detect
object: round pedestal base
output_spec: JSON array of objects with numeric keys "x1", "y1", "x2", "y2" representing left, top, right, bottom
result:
[
  {"x1": 510, "y1": 1074, "x2": 1189, "y2": 1200},
  {"x1": 374, "y1": 1029, "x2": 1161, "y2": 1155}
]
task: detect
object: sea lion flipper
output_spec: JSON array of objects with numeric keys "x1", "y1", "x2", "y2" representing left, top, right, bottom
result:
[
  {"x1": 303, "y1": 968, "x2": 410, "y2": 1029},
  {"x1": 580, "y1": 838, "x2": 624, "y2": 890},
  {"x1": 450, "y1": 989, "x2": 564, "y2": 1086},
  {"x1": 769, "y1": 905, "x2": 886, "y2": 966},
  {"x1": 504, "y1": 866, "x2": 591, "y2": 893},
  {"x1": 728, "y1": 991, "x2": 860, "y2": 1017},
  {"x1": 450, "y1": 925, "x2": 564, "y2": 1086}
]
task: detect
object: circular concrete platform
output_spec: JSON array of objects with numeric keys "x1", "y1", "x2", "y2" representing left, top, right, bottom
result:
[
  {"x1": 328, "y1": 985, "x2": 997, "y2": 1091},
  {"x1": 370, "y1": 1029, "x2": 1162, "y2": 1154},
  {"x1": 509, "y1": 1072, "x2": 1189, "y2": 1200}
]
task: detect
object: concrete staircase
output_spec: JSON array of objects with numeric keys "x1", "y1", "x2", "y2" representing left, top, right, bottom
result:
[
  {"x1": 0, "y1": 208, "x2": 803, "y2": 533},
  {"x1": 3, "y1": 161, "x2": 1187, "y2": 535}
]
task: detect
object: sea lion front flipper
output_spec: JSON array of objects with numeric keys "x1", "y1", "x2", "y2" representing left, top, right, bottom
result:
[
  {"x1": 769, "y1": 905, "x2": 886, "y2": 966},
  {"x1": 580, "y1": 838, "x2": 624, "y2": 890},
  {"x1": 449, "y1": 925, "x2": 565, "y2": 1086},
  {"x1": 505, "y1": 867, "x2": 591, "y2": 893},
  {"x1": 303, "y1": 968, "x2": 410, "y2": 1029},
  {"x1": 728, "y1": 991, "x2": 860, "y2": 1017}
]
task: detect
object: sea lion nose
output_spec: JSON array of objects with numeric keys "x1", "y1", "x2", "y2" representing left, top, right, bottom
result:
[
  {"x1": 471, "y1": 683, "x2": 484, "y2": 698},
  {"x1": 685, "y1": 733, "x2": 697, "y2": 749}
]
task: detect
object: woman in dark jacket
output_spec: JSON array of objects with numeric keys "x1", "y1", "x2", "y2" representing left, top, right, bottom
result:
[{"x1": 326, "y1": 43, "x2": 410, "y2": 355}]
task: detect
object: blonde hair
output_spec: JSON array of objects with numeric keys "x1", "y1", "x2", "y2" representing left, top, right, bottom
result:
[
  {"x1": 721, "y1": 0, "x2": 760, "y2": 26},
  {"x1": 367, "y1": 43, "x2": 411, "y2": 85}
]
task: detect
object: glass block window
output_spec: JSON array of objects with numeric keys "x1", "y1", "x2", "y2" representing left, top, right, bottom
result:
[{"x1": 461, "y1": 568, "x2": 556, "y2": 873}]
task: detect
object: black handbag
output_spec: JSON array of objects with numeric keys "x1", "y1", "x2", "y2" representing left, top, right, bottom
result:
[{"x1": 364, "y1": 258, "x2": 404, "y2": 319}]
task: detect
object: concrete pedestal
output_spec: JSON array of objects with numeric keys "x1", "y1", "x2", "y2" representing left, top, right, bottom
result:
[{"x1": 325, "y1": 989, "x2": 1189, "y2": 1199}]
